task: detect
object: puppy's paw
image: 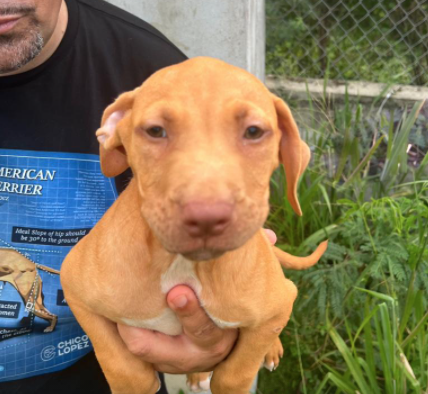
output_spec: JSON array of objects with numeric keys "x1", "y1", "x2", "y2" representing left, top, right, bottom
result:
[
  {"x1": 263, "y1": 337, "x2": 283, "y2": 372},
  {"x1": 186, "y1": 372, "x2": 212, "y2": 393}
]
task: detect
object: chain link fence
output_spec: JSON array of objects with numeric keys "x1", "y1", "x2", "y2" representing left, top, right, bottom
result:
[{"x1": 266, "y1": 0, "x2": 428, "y2": 86}]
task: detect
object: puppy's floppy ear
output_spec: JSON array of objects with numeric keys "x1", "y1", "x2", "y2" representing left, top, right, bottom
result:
[
  {"x1": 96, "y1": 89, "x2": 137, "y2": 177},
  {"x1": 272, "y1": 94, "x2": 310, "y2": 216}
]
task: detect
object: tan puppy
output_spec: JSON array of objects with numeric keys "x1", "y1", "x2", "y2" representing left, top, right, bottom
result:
[{"x1": 60, "y1": 57, "x2": 327, "y2": 394}]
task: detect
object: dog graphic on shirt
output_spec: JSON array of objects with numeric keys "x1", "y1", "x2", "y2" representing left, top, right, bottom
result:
[{"x1": 0, "y1": 248, "x2": 59, "y2": 333}]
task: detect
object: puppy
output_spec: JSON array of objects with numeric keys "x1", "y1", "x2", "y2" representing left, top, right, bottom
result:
[{"x1": 61, "y1": 57, "x2": 327, "y2": 394}]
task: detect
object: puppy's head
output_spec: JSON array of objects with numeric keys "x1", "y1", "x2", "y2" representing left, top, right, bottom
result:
[{"x1": 96, "y1": 57, "x2": 309, "y2": 261}]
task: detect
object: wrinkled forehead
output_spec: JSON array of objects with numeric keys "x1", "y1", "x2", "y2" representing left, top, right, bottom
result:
[{"x1": 135, "y1": 58, "x2": 276, "y2": 115}]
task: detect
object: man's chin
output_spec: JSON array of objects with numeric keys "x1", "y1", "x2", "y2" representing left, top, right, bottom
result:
[{"x1": 0, "y1": 26, "x2": 43, "y2": 74}]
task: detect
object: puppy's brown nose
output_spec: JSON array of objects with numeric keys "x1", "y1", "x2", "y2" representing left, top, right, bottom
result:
[{"x1": 182, "y1": 202, "x2": 233, "y2": 237}]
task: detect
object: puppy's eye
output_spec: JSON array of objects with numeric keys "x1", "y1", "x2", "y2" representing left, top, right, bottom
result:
[
  {"x1": 244, "y1": 126, "x2": 264, "y2": 140},
  {"x1": 146, "y1": 126, "x2": 167, "y2": 139}
]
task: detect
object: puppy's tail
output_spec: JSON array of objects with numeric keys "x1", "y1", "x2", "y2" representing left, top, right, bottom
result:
[
  {"x1": 274, "y1": 240, "x2": 328, "y2": 270},
  {"x1": 36, "y1": 264, "x2": 60, "y2": 275}
]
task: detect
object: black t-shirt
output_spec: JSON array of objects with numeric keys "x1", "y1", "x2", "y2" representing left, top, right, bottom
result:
[
  {"x1": 1, "y1": 0, "x2": 186, "y2": 155},
  {"x1": 0, "y1": 0, "x2": 186, "y2": 392}
]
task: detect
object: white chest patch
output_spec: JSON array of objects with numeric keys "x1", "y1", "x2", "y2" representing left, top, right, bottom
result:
[
  {"x1": 121, "y1": 255, "x2": 241, "y2": 334},
  {"x1": 160, "y1": 255, "x2": 202, "y2": 297}
]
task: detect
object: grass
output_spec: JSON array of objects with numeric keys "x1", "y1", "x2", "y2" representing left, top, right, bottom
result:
[{"x1": 258, "y1": 86, "x2": 428, "y2": 393}]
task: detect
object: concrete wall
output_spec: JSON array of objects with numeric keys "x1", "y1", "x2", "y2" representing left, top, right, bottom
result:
[{"x1": 105, "y1": 0, "x2": 265, "y2": 80}]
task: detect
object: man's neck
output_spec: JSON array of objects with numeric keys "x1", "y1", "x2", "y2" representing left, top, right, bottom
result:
[{"x1": 1, "y1": 0, "x2": 68, "y2": 76}]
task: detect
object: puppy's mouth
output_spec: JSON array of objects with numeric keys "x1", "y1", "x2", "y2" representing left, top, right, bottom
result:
[
  {"x1": 166, "y1": 237, "x2": 233, "y2": 261},
  {"x1": 181, "y1": 248, "x2": 226, "y2": 261},
  {"x1": 161, "y1": 233, "x2": 243, "y2": 261},
  {"x1": 157, "y1": 218, "x2": 262, "y2": 261}
]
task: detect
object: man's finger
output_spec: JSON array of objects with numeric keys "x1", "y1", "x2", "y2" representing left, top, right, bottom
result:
[
  {"x1": 166, "y1": 285, "x2": 226, "y2": 347},
  {"x1": 117, "y1": 324, "x2": 223, "y2": 373},
  {"x1": 117, "y1": 324, "x2": 186, "y2": 365},
  {"x1": 264, "y1": 228, "x2": 277, "y2": 245}
]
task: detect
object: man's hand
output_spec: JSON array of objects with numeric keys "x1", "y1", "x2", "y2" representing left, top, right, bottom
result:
[
  {"x1": 117, "y1": 285, "x2": 237, "y2": 373},
  {"x1": 117, "y1": 229, "x2": 277, "y2": 374}
]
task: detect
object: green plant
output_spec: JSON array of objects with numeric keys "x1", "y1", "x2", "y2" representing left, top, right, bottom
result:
[
  {"x1": 259, "y1": 91, "x2": 428, "y2": 393},
  {"x1": 260, "y1": 195, "x2": 428, "y2": 393},
  {"x1": 316, "y1": 287, "x2": 428, "y2": 394},
  {"x1": 268, "y1": 95, "x2": 427, "y2": 246}
]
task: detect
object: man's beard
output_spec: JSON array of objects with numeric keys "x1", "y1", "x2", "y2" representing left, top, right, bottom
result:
[{"x1": 0, "y1": 11, "x2": 44, "y2": 74}]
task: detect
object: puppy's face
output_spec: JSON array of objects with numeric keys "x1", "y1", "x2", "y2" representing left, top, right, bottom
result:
[{"x1": 97, "y1": 58, "x2": 308, "y2": 261}]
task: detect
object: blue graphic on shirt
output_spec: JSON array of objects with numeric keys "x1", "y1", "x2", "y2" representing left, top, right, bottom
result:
[{"x1": 0, "y1": 149, "x2": 117, "y2": 381}]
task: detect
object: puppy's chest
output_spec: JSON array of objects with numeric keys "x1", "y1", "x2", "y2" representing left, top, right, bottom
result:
[{"x1": 120, "y1": 255, "x2": 242, "y2": 335}]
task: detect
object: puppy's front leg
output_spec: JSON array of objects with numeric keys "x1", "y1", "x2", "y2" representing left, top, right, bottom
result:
[
  {"x1": 69, "y1": 302, "x2": 159, "y2": 394},
  {"x1": 209, "y1": 323, "x2": 283, "y2": 394},
  {"x1": 210, "y1": 282, "x2": 297, "y2": 394}
]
